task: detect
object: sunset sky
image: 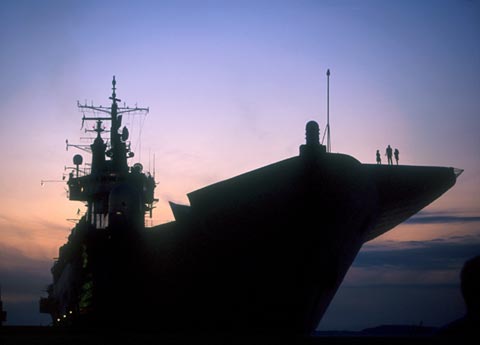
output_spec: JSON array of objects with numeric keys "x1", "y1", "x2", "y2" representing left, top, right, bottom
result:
[{"x1": 0, "y1": 0, "x2": 479, "y2": 330}]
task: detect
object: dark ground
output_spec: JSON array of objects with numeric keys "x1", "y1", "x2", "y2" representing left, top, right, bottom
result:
[{"x1": 0, "y1": 326, "x2": 466, "y2": 345}]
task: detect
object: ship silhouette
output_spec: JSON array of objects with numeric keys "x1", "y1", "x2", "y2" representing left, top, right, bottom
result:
[{"x1": 39, "y1": 77, "x2": 461, "y2": 335}]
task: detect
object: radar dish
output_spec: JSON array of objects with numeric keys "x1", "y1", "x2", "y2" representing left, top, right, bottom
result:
[
  {"x1": 121, "y1": 127, "x2": 129, "y2": 141},
  {"x1": 73, "y1": 154, "x2": 83, "y2": 166},
  {"x1": 133, "y1": 163, "x2": 143, "y2": 173}
]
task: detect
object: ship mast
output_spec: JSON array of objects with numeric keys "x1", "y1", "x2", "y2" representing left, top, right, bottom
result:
[
  {"x1": 67, "y1": 77, "x2": 153, "y2": 229},
  {"x1": 77, "y1": 76, "x2": 149, "y2": 175}
]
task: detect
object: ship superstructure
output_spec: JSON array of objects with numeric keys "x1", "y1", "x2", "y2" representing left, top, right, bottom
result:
[
  {"x1": 40, "y1": 77, "x2": 156, "y2": 323},
  {"x1": 40, "y1": 78, "x2": 461, "y2": 334},
  {"x1": 68, "y1": 76, "x2": 155, "y2": 229}
]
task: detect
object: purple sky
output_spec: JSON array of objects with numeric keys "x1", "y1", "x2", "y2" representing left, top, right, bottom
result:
[{"x1": 0, "y1": 0, "x2": 479, "y2": 330}]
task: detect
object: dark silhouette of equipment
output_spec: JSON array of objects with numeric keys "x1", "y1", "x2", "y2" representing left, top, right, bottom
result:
[{"x1": 73, "y1": 154, "x2": 83, "y2": 178}]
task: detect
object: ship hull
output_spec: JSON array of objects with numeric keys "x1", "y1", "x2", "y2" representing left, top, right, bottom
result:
[{"x1": 43, "y1": 151, "x2": 458, "y2": 334}]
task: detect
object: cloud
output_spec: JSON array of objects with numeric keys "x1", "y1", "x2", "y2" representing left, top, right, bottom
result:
[
  {"x1": 0, "y1": 211, "x2": 69, "y2": 262},
  {"x1": 0, "y1": 242, "x2": 52, "y2": 288},
  {"x1": 345, "y1": 266, "x2": 459, "y2": 287},
  {"x1": 3, "y1": 300, "x2": 51, "y2": 326},
  {"x1": 321, "y1": 236, "x2": 477, "y2": 330},
  {"x1": 356, "y1": 236, "x2": 480, "y2": 271},
  {"x1": 1, "y1": 269, "x2": 50, "y2": 301},
  {"x1": 342, "y1": 235, "x2": 480, "y2": 289},
  {"x1": 405, "y1": 210, "x2": 480, "y2": 225},
  {"x1": 320, "y1": 285, "x2": 465, "y2": 331},
  {"x1": 405, "y1": 215, "x2": 480, "y2": 225},
  {"x1": 0, "y1": 242, "x2": 52, "y2": 325},
  {"x1": 0, "y1": 241, "x2": 50, "y2": 267}
]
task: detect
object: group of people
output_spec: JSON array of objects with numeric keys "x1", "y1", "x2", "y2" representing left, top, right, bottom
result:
[{"x1": 376, "y1": 145, "x2": 399, "y2": 165}]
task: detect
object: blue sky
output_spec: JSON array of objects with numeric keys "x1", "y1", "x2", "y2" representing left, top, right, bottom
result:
[{"x1": 0, "y1": 0, "x2": 479, "y2": 330}]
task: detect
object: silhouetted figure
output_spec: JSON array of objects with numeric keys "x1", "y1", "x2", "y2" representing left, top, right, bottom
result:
[
  {"x1": 385, "y1": 145, "x2": 393, "y2": 165},
  {"x1": 394, "y1": 148, "x2": 399, "y2": 165},
  {"x1": 438, "y1": 255, "x2": 480, "y2": 340},
  {"x1": 376, "y1": 150, "x2": 381, "y2": 164}
]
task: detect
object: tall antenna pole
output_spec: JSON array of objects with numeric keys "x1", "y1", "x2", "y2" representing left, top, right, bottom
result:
[{"x1": 326, "y1": 69, "x2": 331, "y2": 153}]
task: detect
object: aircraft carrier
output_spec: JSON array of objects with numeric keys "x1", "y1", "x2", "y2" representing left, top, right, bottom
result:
[{"x1": 39, "y1": 77, "x2": 461, "y2": 334}]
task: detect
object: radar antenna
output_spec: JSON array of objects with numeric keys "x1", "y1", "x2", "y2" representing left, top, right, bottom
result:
[
  {"x1": 76, "y1": 76, "x2": 149, "y2": 171},
  {"x1": 66, "y1": 139, "x2": 92, "y2": 153}
]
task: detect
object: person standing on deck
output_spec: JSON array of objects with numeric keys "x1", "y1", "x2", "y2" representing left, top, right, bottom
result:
[
  {"x1": 394, "y1": 148, "x2": 399, "y2": 165},
  {"x1": 386, "y1": 145, "x2": 393, "y2": 165},
  {"x1": 376, "y1": 150, "x2": 381, "y2": 164}
]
